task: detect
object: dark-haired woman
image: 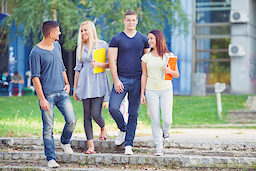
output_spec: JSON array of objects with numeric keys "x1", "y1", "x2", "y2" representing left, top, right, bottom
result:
[{"x1": 140, "y1": 30, "x2": 179, "y2": 156}]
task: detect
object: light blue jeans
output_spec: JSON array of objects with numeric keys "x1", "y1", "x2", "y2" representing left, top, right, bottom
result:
[
  {"x1": 40, "y1": 91, "x2": 77, "y2": 161},
  {"x1": 146, "y1": 87, "x2": 173, "y2": 150}
]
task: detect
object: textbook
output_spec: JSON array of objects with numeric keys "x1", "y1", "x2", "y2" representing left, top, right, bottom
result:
[
  {"x1": 164, "y1": 54, "x2": 178, "y2": 80},
  {"x1": 92, "y1": 48, "x2": 106, "y2": 74}
]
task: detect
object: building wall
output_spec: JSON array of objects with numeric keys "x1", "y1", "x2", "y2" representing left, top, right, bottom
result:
[
  {"x1": 231, "y1": 0, "x2": 256, "y2": 94},
  {"x1": 171, "y1": 0, "x2": 193, "y2": 95}
]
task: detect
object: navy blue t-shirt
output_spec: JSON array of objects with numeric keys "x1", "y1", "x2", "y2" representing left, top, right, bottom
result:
[
  {"x1": 109, "y1": 31, "x2": 149, "y2": 78},
  {"x1": 29, "y1": 41, "x2": 66, "y2": 95}
]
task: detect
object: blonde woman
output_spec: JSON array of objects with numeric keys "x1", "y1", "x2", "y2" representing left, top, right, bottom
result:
[{"x1": 73, "y1": 20, "x2": 110, "y2": 154}]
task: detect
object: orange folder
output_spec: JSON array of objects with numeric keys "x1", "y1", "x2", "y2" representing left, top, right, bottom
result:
[{"x1": 164, "y1": 57, "x2": 178, "y2": 80}]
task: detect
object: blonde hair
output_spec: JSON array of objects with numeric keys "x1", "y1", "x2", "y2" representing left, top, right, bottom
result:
[{"x1": 77, "y1": 20, "x2": 99, "y2": 61}]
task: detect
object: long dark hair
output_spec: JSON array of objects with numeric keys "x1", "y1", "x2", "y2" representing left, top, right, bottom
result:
[{"x1": 148, "y1": 30, "x2": 169, "y2": 58}]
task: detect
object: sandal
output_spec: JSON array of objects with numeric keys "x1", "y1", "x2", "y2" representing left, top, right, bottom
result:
[
  {"x1": 99, "y1": 136, "x2": 107, "y2": 140},
  {"x1": 84, "y1": 150, "x2": 94, "y2": 154}
]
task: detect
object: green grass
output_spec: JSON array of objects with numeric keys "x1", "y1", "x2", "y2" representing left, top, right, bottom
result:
[{"x1": 0, "y1": 94, "x2": 248, "y2": 137}]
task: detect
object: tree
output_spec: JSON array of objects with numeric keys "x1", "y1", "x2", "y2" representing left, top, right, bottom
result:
[{"x1": 1, "y1": 0, "x2": 189, "y2": 51}]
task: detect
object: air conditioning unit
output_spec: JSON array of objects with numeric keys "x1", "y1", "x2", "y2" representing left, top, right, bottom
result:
[
  {"x1": 228, "y1": 44, "x2": 245, "y2": 56},
  {"x1": 230, "y1": 10, "x2": 248, "y2": 23}
]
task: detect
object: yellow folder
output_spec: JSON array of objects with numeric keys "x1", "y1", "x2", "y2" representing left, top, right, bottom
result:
[{"x1": 92, "y1": 48, "x2": 106, "y2": 74}]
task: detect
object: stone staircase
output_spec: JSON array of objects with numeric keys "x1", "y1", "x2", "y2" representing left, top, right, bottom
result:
[
  {"x1": 1, "y1": 137, "x2": 256, "y2": 170},
  {"x1": 227, "y1": 96, "x2": 256, "y2": 123}
]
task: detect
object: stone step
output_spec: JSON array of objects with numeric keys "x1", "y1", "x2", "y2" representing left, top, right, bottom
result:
[
  {"x1": 1, "y1": 151, "x2": 256, "y2": 169},
  {"x1": 227, "y1": 110, "x2": 256, "y2": 123},
  {"x1": 2, "y1": 145, "x2": 255, "y2": 158},
  {"x1": 1, "y1": 138, "x2": 255, "y2": 152}
]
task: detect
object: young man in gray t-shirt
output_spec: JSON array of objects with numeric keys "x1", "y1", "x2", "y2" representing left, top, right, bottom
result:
[{"x1": 29, "y1": 21, "x2": 77, "y2": 168}]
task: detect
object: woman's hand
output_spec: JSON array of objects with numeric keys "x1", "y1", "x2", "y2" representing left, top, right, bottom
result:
[
  {"x1": 90, "y1": 60, "x2": 100, "y2": 68},
  {"x1": 162, "y1": 64, "x2": 172, "y2": 74},
  {"x1": 73, "y1": 91, "x2": 80, "y2": 101},
  {"x1": 140, "y1": 94, "x2": 146, "y2": 104}
]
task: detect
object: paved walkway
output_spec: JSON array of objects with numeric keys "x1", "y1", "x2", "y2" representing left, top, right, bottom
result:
[{"x1": 70, "y1": 128, "x2": 256, "y2": 144}]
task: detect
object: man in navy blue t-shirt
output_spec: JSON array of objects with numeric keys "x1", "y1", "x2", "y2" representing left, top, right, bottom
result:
[
  {"x1": 29, "y1": 21, "x2": 77, "y2": 168},
  {"x1": 108, "y1": 10, "x2": 150, "y2": 155}
]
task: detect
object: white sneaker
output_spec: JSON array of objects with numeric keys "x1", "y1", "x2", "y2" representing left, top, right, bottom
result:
[
  {"x1": 61, "y1": 143, "x2": 73, "y2": 154},
  {"x1": 124, "y1": 146, "x2": 133, "y2": 155},
  {"x1": 115, "y1": 131, "x2": 126, "y2": 145},
  {"x1": 155, "y1": 148, "x2": 163, "y2": 156},
  {"x1": 8, "y1": 92, "x2": 12, "y2": 96},
  {"x1": 47, "y1": 159, "x2": 59, "y2": 168},
  {"x1": 18, "y1": 93, "x2": 22, "y2": 96}
]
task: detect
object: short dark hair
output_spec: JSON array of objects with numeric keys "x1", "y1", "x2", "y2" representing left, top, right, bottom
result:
[
  {"x1": 124, "y1": 10, "x2": 137, "y2": 19},
  {"x1": 41, "y1": 21, "x2": 59, "y2": 37}
]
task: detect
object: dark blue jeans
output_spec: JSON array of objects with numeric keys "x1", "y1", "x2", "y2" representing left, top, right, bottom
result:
[
  {"x1": 109, "y1": 76, "x2": 141, "y2": 147},
  {"x1": 41, "y1": 91, "x2": 77, "y2": 161}
]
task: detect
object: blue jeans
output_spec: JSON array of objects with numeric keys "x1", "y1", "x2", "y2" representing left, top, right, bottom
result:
[
  {"x1": 41, "y1": 91, "x2": 77, "y2": 161},
  {"x1": 9, "y1": 82, "x2": 23, "y2": 94},
  {"x1": 146, "y1": 87, "x2": 173, "y2": 149},
  {"x1": 109, "y1": 76, "x2": 141, "y2": 147}
]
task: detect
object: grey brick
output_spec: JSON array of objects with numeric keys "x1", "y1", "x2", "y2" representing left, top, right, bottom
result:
[
  {"x1": 12, "y1": 152, "x2": 20, "y2": 160},
  {"x1": 39, "y1": 153, "x2": 46, "y2": 160},
  {"x1": 130, "y1": 156, "x2": 137, "y2": 164},
  {"x1": 220, "y1": 158, "x2": 228, "y2": 165},
  {"x1": 71, "y1": 140, "x2": 78, "y2": 148},
  {"x1": 94, "y1": 141, "x2": 100, "y2": 151},
  {"x1": 112, "y1": 155, "x2": 121, "y2": 164},
  {"x1": 121, "y1": 155, "x2": 129, "y2": 164},
  {"x1": 0, "y1": 153, "x2": 3, "y2": 160},
  {"x1": 87, "y1": 155, "x2": 96, "y2": 165},
  {"x1": 62, "y1": 153, "x2": 71, "y2": 163},
  {"x1": 79, "y1": 154, "x2": 87, "y2": 165},
  {"x1": 101, "y1": 141, "x2": 110, "y2": 149},
  {"x1": 137, "y1": 156, "x2": 146, "y2": 165},
  {"x1": 145, "y1": 156, "x2": 154, "y2": 165},
  {"x1": 153, "y1": 156, "x2": 165, "y2": 166},
  {"x1": 202, "y1": 157, "x2": 210, "y2": 166},
  {"x1": 56, "y1": 154, "x2": 62, "y2": 162},
  {"x1": 172, "y1": 157, "x2": 182, "y2": 169},
  {"x1": 165, "y1": 156, "x2": 174, "y2": 167},
  {"x1": 71, "y1": 153, "x2": 80, "y2": 163},
  {"x1": 3, "y1": 153, "x2": 12, "y2": 160},
  {"x1": 20, "y1": 152, "x2": 30, "y2": 160},
  {"x1": 95, "y1": 155, "x2": 104, "y2": 163},
  {"x1": 104, "y1": 154, "x2": 112, "y2": 164},
  {"x1": 31, "y1": 153, "x2": 40, "y2": 160},
  {"x1": 78, "y1": 140, "x2": 86, "y2": 149}
]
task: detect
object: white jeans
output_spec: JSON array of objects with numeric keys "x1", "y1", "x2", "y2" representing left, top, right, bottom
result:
[{"x1": 146, "y1": 87, "x2": 173, "y2": 149}]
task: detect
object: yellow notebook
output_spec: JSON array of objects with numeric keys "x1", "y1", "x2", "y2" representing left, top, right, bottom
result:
[{"x1": 92, "y1": 48, "x2": 106, "y2": 74}]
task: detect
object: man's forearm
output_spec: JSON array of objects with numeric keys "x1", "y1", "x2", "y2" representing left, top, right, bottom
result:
[
  {"x1": 32, "y1": 77, "x2": 46, "y2": 101},
  {"x1": 62, "y1": 71, "x2": 70, "y2": 85},
  {"x1": 109, "y1": 60, "x2": 119, "y2": 82}
]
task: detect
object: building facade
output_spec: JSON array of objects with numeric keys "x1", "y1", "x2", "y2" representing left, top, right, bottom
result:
[{"x1": 1, "y1": 0, "x2": 255, "y2": 95}]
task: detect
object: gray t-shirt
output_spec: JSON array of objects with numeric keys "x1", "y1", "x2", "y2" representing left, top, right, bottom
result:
[{"x1": 29, "y1": 41, "x2": 66, "y2": 95}]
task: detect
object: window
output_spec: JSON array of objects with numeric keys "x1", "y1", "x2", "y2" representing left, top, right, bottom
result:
[{"x1": 193, "y1": 0, "x2": 231, "y2": 85}]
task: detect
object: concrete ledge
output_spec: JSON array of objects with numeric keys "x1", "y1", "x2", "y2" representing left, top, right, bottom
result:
[
  {"x1": 1, "y1": 138, "x2": 255, "y2": 152},
  {"x1": 1, "y1": 151, "x2": 256, "y2": 169}
]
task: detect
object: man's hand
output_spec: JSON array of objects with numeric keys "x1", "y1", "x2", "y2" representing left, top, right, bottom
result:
[
  {"x1": 114, "y1": 79, "x2": 124, "y2": 93},
  {"x1": 63, "y1": 84, "x2": 70, "y2": 93},
  {"x1": 40, "y1": 98, "x2": 50, "y2": 111}
]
